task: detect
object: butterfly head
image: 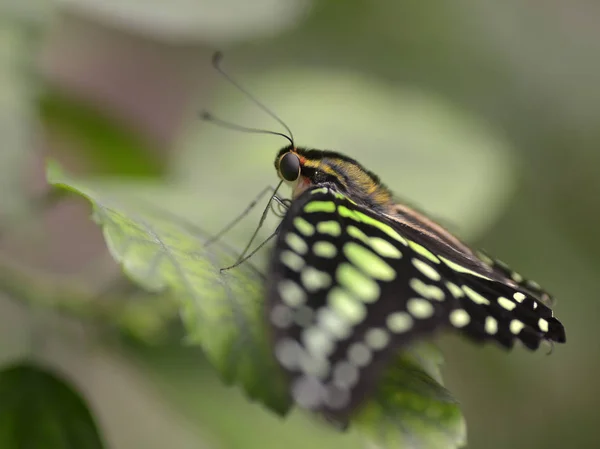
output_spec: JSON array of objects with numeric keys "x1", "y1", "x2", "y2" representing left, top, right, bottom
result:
[{"x1": 275, "y1": 145, "x2": 393, "y2": 209}]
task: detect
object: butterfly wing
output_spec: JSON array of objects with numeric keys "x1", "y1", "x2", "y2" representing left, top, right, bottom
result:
[
  {"x1": 474, "y1": 247, "x2": 556, "y2": 307},
  {"x1": 384, "y1": 205, "x2": 566, "y2": 350},
  {"x1": 387, "y1": 202, "x2": 556, "y2": 305},
  {"x1": 265, "y1": 186, "x2": 565, "y2": 425}
]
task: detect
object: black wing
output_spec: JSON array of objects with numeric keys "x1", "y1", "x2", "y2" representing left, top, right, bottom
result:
[
  {"x1": 265, "y1": 186, "x2": 565, "y2": 426},
  {"x1": 384, "y1": 204, "x2": 565, "y2": 349}
]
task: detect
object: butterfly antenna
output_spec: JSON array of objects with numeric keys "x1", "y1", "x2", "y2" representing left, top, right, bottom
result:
[
  {"x1": 200, "y1": 111, "x2": 294, "y2": 147},
  {"x1": 210, "y1": 51, "x2": 295, "y2": 146}
]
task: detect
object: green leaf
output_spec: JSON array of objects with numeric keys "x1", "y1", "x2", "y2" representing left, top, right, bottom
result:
[
  {"x1": 0, "y1": 362, "x2": 105, "y2": 449},
  {"x1": 355, "y1": 343, "x2": 466, "y2": 449},
  {"x1": 46, "y1": 160, "x2": 291, "y2": 415},
  {"x1": 47, "y1": 161, "x2": 466, "y2": 448}
]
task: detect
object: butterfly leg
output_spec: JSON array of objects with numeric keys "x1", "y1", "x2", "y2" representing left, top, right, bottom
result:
[
  {"x1": 219, "y1": 195, "x2": 292, "y2": 271},
  {"x1": 205, "y1": 184, "x2": 278, "y2": 247},
  {"x1": 220, "y1": 228, "x2": 280, "y2": 272}
]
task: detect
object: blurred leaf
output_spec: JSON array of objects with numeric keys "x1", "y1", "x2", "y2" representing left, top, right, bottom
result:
[
  {"x1": 39, "y1": 89, "x2": 164, "y2": 177},
  {"x1": 0, "y1": 362, "x2": 104, "y2": 449},
  {"x1": 0, "y1": 0, "x2": 53, "y2": 25},
  {"x1": 98, "y1": 282, "x2": 182, "y2": 344},
  {"x1": 0, "y1": 25, "x2": 38, "y2": 221},
  {"x1": 48, "y1": 161, "x2": 466, "y2": 448},
  {"x1": 356, "y1": 343, "x2": 466, "y2": 449},
  {"x1": 46, "y1": 160, "x2": 292, "y2": 415},
  {"x1": 59, "y1": 0, "x2": 311, "y2": 42}
]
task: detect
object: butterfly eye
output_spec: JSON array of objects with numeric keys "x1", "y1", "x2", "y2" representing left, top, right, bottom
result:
[{"x1": 279, "y1": 152, "x2": 301, "y2": 182}]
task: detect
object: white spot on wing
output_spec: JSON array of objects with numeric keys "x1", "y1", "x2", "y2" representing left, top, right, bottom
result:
[
  {"x1": 498, "y1": 296, "x2": 516, "y2": 311},
  {"x1": 485, "y1": 316, "x2": 498, "y2": 335},
  {"x1": 510, "y1": 319, "x2": 525, "y2": 334},
  {"x1": 365, "y1": 328, "x2": 390, "y2": 350},
  {"x1": 316, "y1": 308, "x2": 351, "y2": 340},
  {"x1": 292, "y1": 376, "x2": 326, "y2": 409},
  {"x1": 302, "y1": 327, "x2": 335, "y2": 358},
  {"x1": 332, "y1": 361, "x2": 359, "y2": 389},
  {"x1": 270, "y1": 305, "x2": 293, "y2": 328},
  {"x1": 278, "y1": 280, "x2": 306, "y2": 307},
  {"x1": 407, "y1": 298, "x2": 435, "y2": 319},
  {"x1": 327, "y1": 288, "x2": 366, "y2": 324},
  {"x1": 348, "y1": 343, "x2": 372, "y2": 367},
  {"x1": 449, "y1": 309, "x2": 471, "y2": 328},
  {"x1": 280, "y1": 251, "x2": 305, "y2": 272},
  {"x1": 275, "y1": 338, "x2": 302, "y2": 369},
  {"x1": 446, "y1": 282, "x2": 464, "y2": 298},
  {"x1": 386, "y1": 312, "x2": 413, "y2": 333},
  {"x1": 286, "y1": 233, "x2": 308, "y2": 254},
  {"x1": 513, "y1": 292, "x2": 526, "y2": 303},
  {"x1": 301, "y1": 266, "x2": 332, "y2": 292},
  {"x1": 462, "y1": 285, "x2": 490, "y2": 305}
]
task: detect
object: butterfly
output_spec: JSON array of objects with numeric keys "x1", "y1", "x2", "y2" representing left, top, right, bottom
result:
[
  {"x1": 201, "y1": 51, "x2": 566, "y2": 428},
  {"x1": 264, "y1": 145, "x2": 566, "y2": 428}
]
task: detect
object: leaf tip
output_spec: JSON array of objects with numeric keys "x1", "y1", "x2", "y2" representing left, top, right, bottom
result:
[{"x1": 45, "y1": 159, "x2": 66, "y2": 186}]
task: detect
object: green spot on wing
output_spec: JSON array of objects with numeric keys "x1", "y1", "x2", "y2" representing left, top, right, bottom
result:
[
  {"x1": 410, "y1": 278, "x2": 445, "y2": 301},
  {"x1": 408, "y1": 240, "x2": 440, "y2": 263},
  {"x1": 294, "y1": 216, "x2": 315, "y2": 236},
  {"x1": 313, "y1": 241, "x2": 337, "y2": 258},
  {"x1": 339, "y1": 206, "x2": 408, "y2": 246},
  {"x1": 337, "y1": 204, "x2": 358, "y2": 219},
  {"x1": 344, "y1": 242, "x2": 396, "y2": 281},
  {"x1": 439, "y1": 256, "x2": 492, "y2": 280},
  {"x1": 285, "y1": 233, "x2": 308, "y2": 254},
  {"x1": 316, "y1": 220, "x2": 342, "y2": 236},
  {"x1": 462, "y1": 285, "x2": 490, "y2": 305},
  {"x1": 354, "y1": 211, "x2": 408, "y2": 246},
  {"x1": 327, "y1": 287, "x2": 366, "y2": 324},
  {"x1": 369, "y1": 237, "x2": 403, "y2": 259},
  {"x1": 347, "y1": 225, "x2": 402, "y2": 259},
  {"x1": 336, "y1": 263, "x2": 380, "y2": 303},
  {"x1": 304, "y1": 200, "x2": 336, "y2": 213}
]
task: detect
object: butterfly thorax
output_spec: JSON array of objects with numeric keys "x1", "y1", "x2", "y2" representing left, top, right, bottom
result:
[{"x1": 275, "y1": 146, "x2": 394, "y2": 212}]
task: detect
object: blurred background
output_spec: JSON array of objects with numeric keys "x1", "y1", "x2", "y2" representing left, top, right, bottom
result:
[{"x1": 0, "y1": 0, "x2": 598, "y2": 448}]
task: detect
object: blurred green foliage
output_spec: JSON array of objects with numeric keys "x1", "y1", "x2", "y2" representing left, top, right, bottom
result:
[
  {"x1": 0, "y1": 363, "x2": 105, "y2": 449},
  {"x1": 39, "y1": 91, "x2": 165, "y2": 176},
  {"x1": 47, "y1": 161, "x2": 290, "y2": 415},
  {"x1": 0, "y1": 0, "x2": 598, "y2": 448}
]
